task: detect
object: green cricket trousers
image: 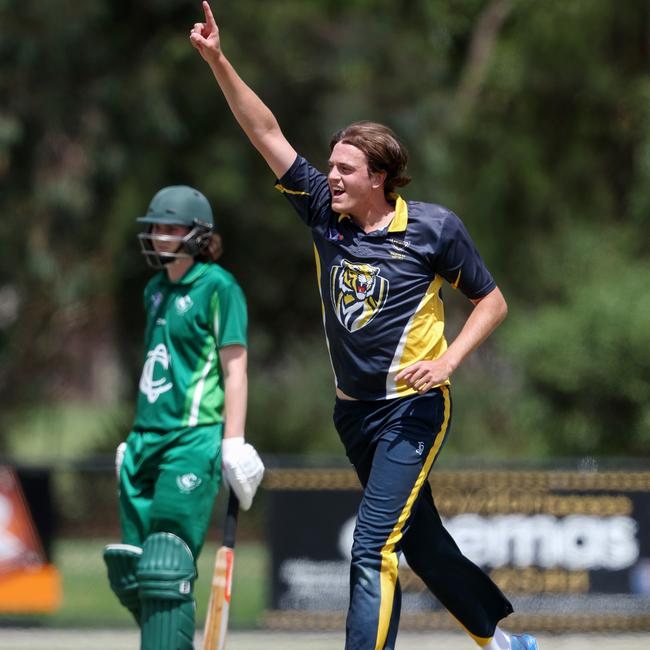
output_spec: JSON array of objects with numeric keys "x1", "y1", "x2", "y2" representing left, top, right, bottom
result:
[{"x1": 119, "y1": 424, "x2": 222, "y2": 558}]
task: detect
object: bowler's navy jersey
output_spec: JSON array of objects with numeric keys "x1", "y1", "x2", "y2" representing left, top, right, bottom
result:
[{"x1": 276, "y1": 155, "x2": 496, "y2": 400}]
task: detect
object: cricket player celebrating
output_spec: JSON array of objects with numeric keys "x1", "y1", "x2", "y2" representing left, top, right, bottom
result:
[
  {"x1": 103, "y1": 185, "x2": 264, "y2": 650},
  {"x1": 190, "y1": 3, "x2": 538, "y2": 649}
]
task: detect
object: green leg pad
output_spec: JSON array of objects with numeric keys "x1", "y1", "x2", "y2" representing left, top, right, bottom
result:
[
  {"x1": 103, "y1": 543, "x2": 143, "y2": 625},
  {"x1": 137, "y1": 532, "x2": 197, "y2": 650},
  {"x1": 140, "y1": 598, "x2": 196, "y2": 650}
]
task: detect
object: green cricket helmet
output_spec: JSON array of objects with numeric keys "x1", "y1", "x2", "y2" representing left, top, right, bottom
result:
[{"x1": 137, "y1": 185, "x2": 214, "y2": 268}]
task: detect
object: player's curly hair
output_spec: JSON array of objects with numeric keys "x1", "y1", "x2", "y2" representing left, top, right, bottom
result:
[{"x1": 329, "y1": 121, "x2": 411, "y2": 199}]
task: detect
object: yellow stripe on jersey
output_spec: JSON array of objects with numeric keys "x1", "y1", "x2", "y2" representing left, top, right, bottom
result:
[
  {"x1": 274, "y1": 183, "x2": 311, "y2": 196},
  {"x1": 374, "y1": 387, "x2": 451, "y2": 650},
  {"x1": 451, "y1": 269, "x2": 462, "y2": 289},
  {"x1": 313, "y1": 244, "x2": 338, "y2": 386},
  {"x1": 385, "y1": 276, "x2": 448, "y2": 398}
]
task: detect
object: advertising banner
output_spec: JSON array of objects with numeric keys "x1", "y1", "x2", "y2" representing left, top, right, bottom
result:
[{"x1": 265, "y1": 469, "x2": 650, "y2": 632}]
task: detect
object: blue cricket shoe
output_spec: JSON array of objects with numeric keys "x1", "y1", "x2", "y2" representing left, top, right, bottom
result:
[{"x1": 511, "y1": 634, "x2": 539, "y2": 650}]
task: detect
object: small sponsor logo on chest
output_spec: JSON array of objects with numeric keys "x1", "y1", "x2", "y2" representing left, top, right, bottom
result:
[
  {"x1": 175, "y1": 295, "x2": 194, "y2": 315},
  {"x1": 387, "y1": 237, "x2": 412, "y2": 250},
  {"x1": 150, "y1": 291, "x2": 163, "y2": 312},
  {"x1": 387, "y1": 237, "x2": 412, "y2": 261},
  {"x1": 326, "y1": 227, "x2": 344, "y2": 241}
]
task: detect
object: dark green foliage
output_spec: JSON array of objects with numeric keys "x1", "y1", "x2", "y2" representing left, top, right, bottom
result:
[{"x1": 1, "y1": 0, "x2": 648, "y2": 459}]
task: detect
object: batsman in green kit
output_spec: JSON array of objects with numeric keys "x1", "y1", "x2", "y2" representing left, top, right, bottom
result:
[{"x1": 103, "y1": 186, "x2": 265, "y2": 650}]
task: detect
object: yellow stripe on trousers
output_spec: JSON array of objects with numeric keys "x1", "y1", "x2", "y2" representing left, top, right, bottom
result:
[
  {"x1": 450, "y1": 612, "x2": 494, "y2": 646},
  {"x1": 374, "y1": 386, "x2": 451, "y2": 650}
]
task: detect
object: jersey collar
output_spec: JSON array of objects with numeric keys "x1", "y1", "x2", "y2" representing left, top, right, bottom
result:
[
  {"x1": 165, "y1": 261, "x2": 209, "y2": 286},
  {"x1": 388, "y1": 195, "x2": 408, "y2": 232},
  {"x1": 337, "y1": 194, "x2": 408, "y2": 233}
]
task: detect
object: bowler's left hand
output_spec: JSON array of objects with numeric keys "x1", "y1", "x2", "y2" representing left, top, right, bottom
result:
[{"x1": 395, "y1": 358, "x2": 454, "y2": 393}]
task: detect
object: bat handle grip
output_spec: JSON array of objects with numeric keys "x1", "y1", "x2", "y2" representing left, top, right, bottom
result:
[{"x1": 223, "y1": 490, "x2": 239, "y2": 549}]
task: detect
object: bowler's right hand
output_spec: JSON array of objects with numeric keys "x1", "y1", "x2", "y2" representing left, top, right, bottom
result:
[{"x1": 190, "y1": 1, "x2": 222, "y2": 63}]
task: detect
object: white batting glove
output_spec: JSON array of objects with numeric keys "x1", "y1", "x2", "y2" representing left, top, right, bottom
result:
[
  {"x1": 115, "y1": 441, "x2": 127, "y2": 480},
  {"x1": 221, "y1": 437, "x2": 265, "y2": 511}
]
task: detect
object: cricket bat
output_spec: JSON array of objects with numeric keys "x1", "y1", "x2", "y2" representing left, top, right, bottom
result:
[{"x1": 203, "y1": 490, "x2": 239, "y2": 650}]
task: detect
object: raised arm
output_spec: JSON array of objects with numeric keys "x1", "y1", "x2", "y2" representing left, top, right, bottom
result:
[{"x1": 190, "y1": 1, "x2": 297, "y2": 178}]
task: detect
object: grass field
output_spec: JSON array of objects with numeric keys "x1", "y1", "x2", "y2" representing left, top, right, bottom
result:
[
  {"x1": 0, "y1": 630, "x2": 649, "y2": 650},
  {"x1": 35, "y1": 538, "x2": 266, "y2": 628}
]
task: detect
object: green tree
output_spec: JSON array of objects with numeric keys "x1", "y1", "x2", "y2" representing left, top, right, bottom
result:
[{"x1": 1, "y1": 0, "x2": 648, "y2": 460}]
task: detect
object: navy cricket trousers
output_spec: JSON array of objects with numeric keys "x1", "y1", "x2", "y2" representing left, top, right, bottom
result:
[{"x1": 333, "y1": 387, "x2": 513, "y2": 650}]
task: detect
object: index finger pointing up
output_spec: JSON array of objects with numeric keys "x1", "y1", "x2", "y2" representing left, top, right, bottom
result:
[{"x1": 203, "y1": 1, "x2": 217, "y2": 29}]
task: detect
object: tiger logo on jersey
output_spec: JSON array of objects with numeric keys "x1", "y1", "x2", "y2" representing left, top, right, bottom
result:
[{"x1": 330, "y1": 259, "x2": 389, "y2": 332}]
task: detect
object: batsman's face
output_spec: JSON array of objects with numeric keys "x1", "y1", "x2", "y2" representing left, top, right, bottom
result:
[
  {"x1": 151, "y1": 223, "x2": 190, "y2": 254},
  {"x1": 328, "y1": 142, "x2": 381, "y2": 216}
]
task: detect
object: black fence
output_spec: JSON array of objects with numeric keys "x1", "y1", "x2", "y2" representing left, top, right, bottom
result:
[
  {"x1": 3, "y1": 456, "x2": 650, "y2": 631},
  {"x1": 264, "y1": 463, "x2": 650, "y2": 633}
]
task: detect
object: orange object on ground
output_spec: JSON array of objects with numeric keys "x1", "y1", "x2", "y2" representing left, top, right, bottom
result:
[{"x1": 0, "y1": 466, "x2": 62, "y2": 612}]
